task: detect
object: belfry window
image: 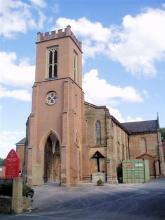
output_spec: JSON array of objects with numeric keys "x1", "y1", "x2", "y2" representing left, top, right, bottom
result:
[
  {"x1": 96, "y1": 120, "x2": 101, "y2": 145},
  {"x1": 47, "y1": 47, "x2": 58, "y2": 79},
  {"x1": 73, "y1": 50, "x2": 78, "y2": 82}
]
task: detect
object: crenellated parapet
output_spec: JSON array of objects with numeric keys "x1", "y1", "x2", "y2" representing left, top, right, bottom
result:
[{"x1": 37, "y1": 25, "x2": 82, "y2": 50}]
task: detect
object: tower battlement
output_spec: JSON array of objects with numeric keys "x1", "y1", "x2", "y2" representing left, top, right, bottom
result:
[{"x1": 37, "y1": 25, "x2": 82, "y2": 50}]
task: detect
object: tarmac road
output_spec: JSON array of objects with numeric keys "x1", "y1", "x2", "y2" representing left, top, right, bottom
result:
[{"x1": 0, "y1": 178, "x2": 165, "y2": 220}]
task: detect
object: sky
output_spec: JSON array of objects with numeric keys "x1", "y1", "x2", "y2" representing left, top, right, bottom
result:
[{"x1": 0, "y1": 0, "x2": 165, "y2": 158}]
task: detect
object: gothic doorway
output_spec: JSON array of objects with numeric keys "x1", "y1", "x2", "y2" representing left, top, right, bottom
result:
[{"x1": 44, "y1": 133, "x2": 61, "y2": 184}]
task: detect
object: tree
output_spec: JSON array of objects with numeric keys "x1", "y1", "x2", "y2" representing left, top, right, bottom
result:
[
  {"x1": 0, "y1": 158, "x2": 5, "y2": 166},
  {"x1": 160, "y1": 128, "x2": 165, "y2": 141}
]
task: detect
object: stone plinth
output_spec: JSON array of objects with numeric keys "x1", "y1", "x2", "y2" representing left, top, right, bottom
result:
[{"x1": 92, "y1": 172, "x2": 105, "y2": 183}]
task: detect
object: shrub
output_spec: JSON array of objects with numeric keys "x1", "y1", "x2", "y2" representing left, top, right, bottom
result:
[
  {"x1": 97, "y1": 178, "x2": 104, "y2": 186},
  {"x1": 0, "y1": 180, "x2": 34, "y2": 198},
  {"x1": 23, "y1": 184, "x2": 34, "y2": 198}
]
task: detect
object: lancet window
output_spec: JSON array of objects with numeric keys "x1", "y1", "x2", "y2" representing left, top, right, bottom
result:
[
  {"x1": 96, "y1": 120, "x2": 101, "y2": 145},
  {"x1": 47, "y1": 47, "x2": 58, "y2": 78}
]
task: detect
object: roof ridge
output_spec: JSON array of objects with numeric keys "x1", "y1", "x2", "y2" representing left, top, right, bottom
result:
[{"x1": 121, "y1": 119, "x2": 157, "y2": 124}]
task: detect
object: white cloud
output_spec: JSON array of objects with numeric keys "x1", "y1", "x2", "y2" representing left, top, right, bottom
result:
[
  {"x1": 0, "y1": 51, "x2": 34, "y2": 101},
  {"x1": 55, "y1": 5, "x2": 165, "y2": 76},
  {"x1": 106, "y1": 106, "x2": 143, "y2": 123},
  {"x1": 30, "y1": 0, "x2": 46, "y2": 8},
  {"x1": 108, "y1": 7, "x2": 165, "y2": 77},
  {"x1": 0, "y1": 131, "x2": 25, "y2": 158},
  {"x1": 56, "y1": 17, "x2": 111, "y2": 43},
  {"x1": 83, "y1": 69, "x2": 143, "y2": 123},
  {"x1": 126, "y1": 116, "x2": 143, "y2": 122},
  {"x1": 0, "y1": 85, "x2": 31, "y2": 101},
  {"x1": 108, "y1": 105, "x2": 124, "y2": 122},
  {"x1": 55, "y1": 17, "x2": 110, "y2": 59},
  {"x1": 83, "y1": 69, "x2": 142, "y2": 105},
  {"x1": 0, "y1": 0, "x2": 46, "y2": 37},
  {"x1": 0, "y1": 51, "x2": 35, "y2": 87}
]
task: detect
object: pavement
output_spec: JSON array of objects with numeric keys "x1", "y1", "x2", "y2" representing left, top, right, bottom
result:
[{"x1": 0, "y1": 178, "x2": 165, "y2": 219}]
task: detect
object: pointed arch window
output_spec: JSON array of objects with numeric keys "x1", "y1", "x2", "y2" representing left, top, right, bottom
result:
[
  {"x1": 96, "y1": 120, "x2": 101, "y2": 145},
  {"x1": 47, "y1": 47, "x2": 58, "y2": 79}
]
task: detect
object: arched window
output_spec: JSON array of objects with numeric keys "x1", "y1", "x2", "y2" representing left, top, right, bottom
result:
[
  {"x1": 47, "y1": 47, "x2": 58, "y2": 79},
  {"x1": 96, "y1": 120, "x2": 101, "y2": 145}
]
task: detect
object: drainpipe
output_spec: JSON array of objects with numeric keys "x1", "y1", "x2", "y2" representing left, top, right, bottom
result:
[
  {"x1": 156, "y1": 129, "x2": 161, "y2": 175},
  {"x1": 128, "y1": 135, "x2": 130, "y2": 159}
]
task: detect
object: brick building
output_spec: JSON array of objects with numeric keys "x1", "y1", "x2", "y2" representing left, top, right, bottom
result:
[{"x1": 16, "y1": 26, "x2": 165, "y2": 186}]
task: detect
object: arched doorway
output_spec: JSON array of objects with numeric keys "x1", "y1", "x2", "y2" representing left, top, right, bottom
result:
[{"x1": 44, "y1": 133, "x2": 61, "y2": 183}]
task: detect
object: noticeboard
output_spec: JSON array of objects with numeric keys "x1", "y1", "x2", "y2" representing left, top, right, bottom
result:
[{"x1": 5, "y1": 149, "x2": 20, "y2": 179}]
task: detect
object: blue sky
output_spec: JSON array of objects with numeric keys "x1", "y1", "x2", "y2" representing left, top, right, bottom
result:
[{"x1": 0, "y1": 0, "x2": 165, "y2": 158}]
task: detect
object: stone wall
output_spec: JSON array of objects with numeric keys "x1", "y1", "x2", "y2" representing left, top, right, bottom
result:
[
  {"x1": 85, "y1": 103, "x2": 107, "y2": 176},
  {"x1": 129, "y1": 133, "x2": 158, "y2": 157},
  {"x1": 16, "y1": 144, "x2": 25, "y2": 172},
  {"x1": 0, "y1": 196, "x2": 12, "y2": 213},
  {"x1": 109, "y1": 118, "x2": 129, "y2": 182},
  {"x1": 129, "y1": 132, "x2": 165, "y2": 177},
  {"x1": 111, "y1": 119, "x2": 129, "y2": 165},
  {"x1": 0, "y1": 166, "x2": 5, "y2": 178}
]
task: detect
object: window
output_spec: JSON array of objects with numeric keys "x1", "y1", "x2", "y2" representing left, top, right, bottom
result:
[
  {"x1": 73, "y1": 50, "x2": 78, "y2": 82},
  {"x1": 47, "y1": 47, "x2": 58, "y2": 79},
  {"x1": 96, "y1": 120, "x2": 101, "y2": 145}
]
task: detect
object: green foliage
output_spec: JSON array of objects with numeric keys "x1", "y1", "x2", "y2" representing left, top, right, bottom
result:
[
  {"x1": 160, "y1": 128, "x2": 165, "y2": 141},
  {"x1": 97, "y1": 178, "x2": 104, "y2": 186},
  {"x1": 23, "y1": 184, "x2": 34, "y2": 198},
  {"x1": 0, "y1": 180, "x2": 34, "y2": 198},
  {"x1": 0, "y1": 158, "x2": 5, "y2": 166}
]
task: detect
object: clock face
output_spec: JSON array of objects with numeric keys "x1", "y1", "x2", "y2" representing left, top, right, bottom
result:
[{"x1": 46, "y1": 91, "x2": 57, "y2": 105}]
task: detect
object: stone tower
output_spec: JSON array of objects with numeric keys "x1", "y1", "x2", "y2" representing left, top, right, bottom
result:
[{"x1": 26, "y1": 26, "x2": 84, "y2": 186}]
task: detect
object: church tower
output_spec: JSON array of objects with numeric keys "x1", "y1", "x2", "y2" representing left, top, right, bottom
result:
[{"x1": 26, "y1": 26, "x2": 84, "y2": 185}]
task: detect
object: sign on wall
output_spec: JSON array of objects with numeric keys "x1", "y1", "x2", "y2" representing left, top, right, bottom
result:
[{"x1": 5, "y1": 149, "x2": 20, "y2": 179}]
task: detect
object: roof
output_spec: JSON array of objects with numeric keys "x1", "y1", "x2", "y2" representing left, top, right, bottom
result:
[
  {"x1": 111, "y1": 115, "x2": 128, "y2": 133},
  {"x1": 121, "y1": 120, "x2": 158, "y2": 134},
  {"x1": 84, "y1": 101, "x2": 107, "y2": 109},
  {"x1": 16, "y1": 137, "x2": 26, "y2": 145}
]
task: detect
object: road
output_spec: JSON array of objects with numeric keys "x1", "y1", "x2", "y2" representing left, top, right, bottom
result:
[{"x1": 0, "y1": 178, "x2": 165, "y2": 220}]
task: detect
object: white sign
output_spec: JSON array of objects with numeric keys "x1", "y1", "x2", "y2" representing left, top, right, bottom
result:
[{"x1": 135, "y1": 163, "x2": 143, "y2": 167}]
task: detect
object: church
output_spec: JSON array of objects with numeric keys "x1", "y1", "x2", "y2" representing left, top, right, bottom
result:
[{"x1": 16, "y1": 26, "x2": 165, "y2": 186}]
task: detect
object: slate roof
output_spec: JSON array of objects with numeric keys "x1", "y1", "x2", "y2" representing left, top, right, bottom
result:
[
  {"x1": 121, "y1": 120, "x2": 158, "y2": 134},
  {"x1": 16, "y1": 137, "x2": 26, "y2": 145}
]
